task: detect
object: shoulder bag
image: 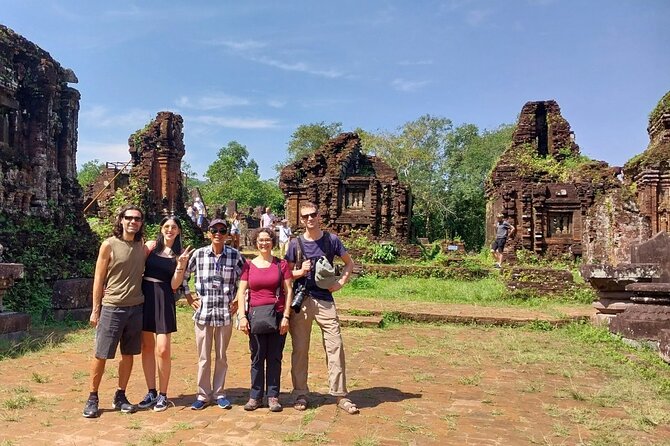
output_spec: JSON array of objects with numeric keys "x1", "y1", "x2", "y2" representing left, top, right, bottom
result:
[{"x1": 248, "y1": 258, "x2": 282, "y2": 334}]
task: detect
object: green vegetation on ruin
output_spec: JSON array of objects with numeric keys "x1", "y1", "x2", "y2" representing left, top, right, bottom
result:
[
  {"x1": 505, "y1": 143, "x2": 596, "y2": 182},
  {"x1": 649, "y1": 90, "x2": 670, "y2": 124}
]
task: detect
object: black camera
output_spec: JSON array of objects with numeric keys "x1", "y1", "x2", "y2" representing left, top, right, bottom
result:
[{"x1": 291, "y1": 281, "x2": 306, "y2": 313}]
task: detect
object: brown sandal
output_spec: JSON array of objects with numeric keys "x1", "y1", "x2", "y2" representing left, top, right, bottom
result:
[
  {"x1": 293, "y1": 396, "x2": 308, "y2": 411},
  {"x1": 337, "y1": 398, "x2": 359, "y2": 415}
]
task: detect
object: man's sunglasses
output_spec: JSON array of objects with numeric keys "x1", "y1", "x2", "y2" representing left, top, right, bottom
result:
[
  {"x1": 209, "y1": 228, "x2": 227, "y2": 234},
  {"x1": 301, "y1": 211, "x2": 318, "y2": 220},
  {"x1": 123, "y1": 215, "x2": 143, "y2": 222}
]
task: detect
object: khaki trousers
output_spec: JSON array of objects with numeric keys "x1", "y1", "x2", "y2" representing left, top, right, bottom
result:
[
  {"x1": 194, "y1": 322, "x2": 233, "y2": 401},
  {"x1": 289, "y1": 295, "x2": 348, "y2": 397}
]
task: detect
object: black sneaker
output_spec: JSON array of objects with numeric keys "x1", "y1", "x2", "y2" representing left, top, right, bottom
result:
[
  {"x1": 112, "y1": 390, "x2": 137, "y2": 414},
  {"x1": 138, "y1": 391, "x2": 158, "y2": 409},
  {"x1": 82, "y1": 397, "x2": 99, "y2": 418}
]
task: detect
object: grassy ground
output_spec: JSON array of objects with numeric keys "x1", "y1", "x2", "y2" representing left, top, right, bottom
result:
[{"x1": 342, "y1": 275, "x2": 592, "y2": 308}]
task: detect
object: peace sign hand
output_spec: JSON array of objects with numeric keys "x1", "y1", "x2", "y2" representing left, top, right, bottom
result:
[{"x1": 177, "y1": 246, "x2": 194, "y2": 269}]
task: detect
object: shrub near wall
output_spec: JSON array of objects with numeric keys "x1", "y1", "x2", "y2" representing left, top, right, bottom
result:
[
  {"x1": 0, "y1": 211, "x2": 98, "y2": 318},
  {"x1": 359, "y1": 263, "x2": 490, "y2": 280}
]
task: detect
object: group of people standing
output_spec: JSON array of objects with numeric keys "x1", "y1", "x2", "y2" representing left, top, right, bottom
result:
[{"x1": 83, "y1": 201, "x2": 358, "y2": 418}]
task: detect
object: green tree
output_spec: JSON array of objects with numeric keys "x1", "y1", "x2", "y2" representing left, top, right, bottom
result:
[
  {"x1": 363, "y1": 115, "x2": 452, "y2": 240},
  {"x1": 77, "y1": 159, "x2": 105, "y2": 188},
  {"x1": 201, "y1": 141, "x2": 284, "y2": 213},
  {"x1": 276, "y1": 121, "x2": 343, "y2": 172},
  {"x1": 444, "y1": 124, "x2": 514, "y2": 250}
]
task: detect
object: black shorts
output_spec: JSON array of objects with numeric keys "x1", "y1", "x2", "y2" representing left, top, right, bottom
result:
[
  {"x1": 491, "y1": 237, "x2": 507, "y2": 252},
  {"x1": 95, "y1": 304, "x2": 143, "y2": 359}
]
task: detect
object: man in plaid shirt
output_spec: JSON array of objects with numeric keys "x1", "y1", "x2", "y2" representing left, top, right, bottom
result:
[{"x1": 183, "y1": 218, "x2": 245, "y2": 410}]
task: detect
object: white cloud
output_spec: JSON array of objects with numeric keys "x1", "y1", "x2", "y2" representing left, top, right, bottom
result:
[
  {"x1": 267, "y1": 99, "x2": 287, "y2": 108},
  {"x1": 79, "y1": 105, "x2": 154, "y2": 129},
  {"x1": 391, "y1": 78, "x2": 430, "y2": 92},
  {"x1": 206, "y1": 38, "x2": 267, "y2": 52},
  {"x1": 77, "y1": 141, "x2": 130, "y2": 166},
  {"x1": 204, "y1": 37, "x2": 344, "y2": 79},
  {"x1": 189, "y1": 115, "x2": 280, "y2": 129},
  {"x1": 176, "y1": 93, "x2": 250, "y2": 110},
  {"x1": 398, "y1": 60, "x2": 434, "y2": 66},
  {"x1": 249, "y1": 55, "x2": 344, "y2": 79}
]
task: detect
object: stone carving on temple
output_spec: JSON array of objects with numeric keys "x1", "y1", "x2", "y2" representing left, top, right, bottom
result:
[{"x1": 279, "y1": 132, "x2": 412, "y2": 242}]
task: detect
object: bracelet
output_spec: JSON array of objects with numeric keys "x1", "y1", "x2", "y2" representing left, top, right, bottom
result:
[
  {"x1": 282, "y1": 315, "x2": 290, "y2": 319},
  {"x1": 175, "y1": 268, "x2": 184, "y2": 272},
  {"x1": 239, "y1": 315, "x2": 247, "y2": 319}
]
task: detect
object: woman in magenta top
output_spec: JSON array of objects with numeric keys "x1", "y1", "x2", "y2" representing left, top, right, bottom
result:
[{"x1": 236, "y1": 227, "x2": 293, "y2": 412}]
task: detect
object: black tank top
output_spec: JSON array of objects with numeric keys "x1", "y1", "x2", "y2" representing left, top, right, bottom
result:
[{"x1": 144, "y1": 251, "x2": 177, "y2": 283}]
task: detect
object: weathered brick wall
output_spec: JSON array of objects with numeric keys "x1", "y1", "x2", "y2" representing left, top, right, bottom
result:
[
  {"x1": 279, "y1": 132, "x2": 412, "y2": 243},
  {"x1": 487, "y1": 100, "x2": 625, "y2": 261},
  {"x1": 0, "y1": 24, "x2": 84, "y2": 217}
]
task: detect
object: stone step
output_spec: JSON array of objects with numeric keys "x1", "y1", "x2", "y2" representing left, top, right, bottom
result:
[{"x1": 338, "y1": 314, "x2": 383, "y2": 328}]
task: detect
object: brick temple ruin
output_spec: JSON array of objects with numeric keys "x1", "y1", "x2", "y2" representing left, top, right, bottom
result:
[
  {"x1": 0, "y1": 25, "x2": 98, "y2": 332},
  {"x1": 486, "y1": 99, "x2": 648, "y2": 263},
  {"x1": 83, "y1": 111, "x2": 189, "y2": 221},
  {"x1": 279, "y1": 132, "x2": 412, "y2": 242}
]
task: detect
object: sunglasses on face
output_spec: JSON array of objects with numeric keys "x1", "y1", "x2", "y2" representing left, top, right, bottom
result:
[
  {"x1": 301, "y1": 211, "x2": 318, "y2": 220},
  {"x1": 209, "y1": 228, "x2": 227, "y2": 235},
  {"x1": 123, "y1": 215, "x2": 143, "y2": 222}
]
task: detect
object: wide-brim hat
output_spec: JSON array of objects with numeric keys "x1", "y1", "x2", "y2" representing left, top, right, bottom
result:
[{"x1": 314, "y1": 256, "x2": 341, "y2": 289}]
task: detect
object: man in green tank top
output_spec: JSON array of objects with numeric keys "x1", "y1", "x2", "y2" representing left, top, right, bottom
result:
[{"x1": 83, "y1": 205, "x2": 146, "y2": 418}]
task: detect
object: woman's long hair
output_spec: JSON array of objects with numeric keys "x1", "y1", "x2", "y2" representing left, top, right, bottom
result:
[{"x1": 154, "y1": 216, "x2": 183, "y2": 256}]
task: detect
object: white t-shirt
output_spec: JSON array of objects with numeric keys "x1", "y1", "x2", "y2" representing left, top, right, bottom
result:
[{"x1": 278, "y1": 225, "x2": 292, "y2": 243}]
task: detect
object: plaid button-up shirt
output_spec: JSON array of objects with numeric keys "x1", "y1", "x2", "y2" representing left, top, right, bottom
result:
[{"x1": 183, "y1": 244, "x2": 245, "y2": 326}]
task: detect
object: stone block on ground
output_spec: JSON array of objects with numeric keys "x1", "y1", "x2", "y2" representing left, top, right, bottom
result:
[
  {"x1": 609, "y1": 304, "x2": 670, "y2": 341},
  {"x1": 52, "y1": 278, "x2": 93, "y2": 309}
]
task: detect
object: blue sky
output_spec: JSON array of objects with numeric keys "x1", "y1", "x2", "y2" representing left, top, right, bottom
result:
[{"x1": 3, "y1": 0, "x2": 669, "y2": 180}]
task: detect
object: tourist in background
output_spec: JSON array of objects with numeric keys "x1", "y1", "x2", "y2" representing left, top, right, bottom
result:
[
  {"x1": 193, "y1": 197, "x2": 205, "y2": 228},
  {"x1": 182, "y1": 218, "x2": 245, "y2": 410},
  {"x1": 83, "y1": 205, "x2": 146, "y2": 418},
  {"x1": 138, "y1": 216, "x2": 194, "y2": 412},
  {"x1": 261, "y1": 206, "x2": 275, "y2": 229},
  {"x1": 285, "y1": 202, "x2": 358, "y2": 414},
  {"x1": 277, "y1": 219, "x2": 292, "y2": 259},
  {"x1": 230, "y1": 211, "x2": 241, "y2": 249},
  {"x1": 491, "y1": 213, "x2": 515, "y2": 268},
  {"x1": 236, "y1": 228, "x2": 293, "y2": 412}
]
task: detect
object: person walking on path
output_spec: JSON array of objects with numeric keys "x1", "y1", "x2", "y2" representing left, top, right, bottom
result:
[
  {"x1": 236, "y1": 228, "x2": 293, "y2": 412},
  {"x1": 138, "y1": 216, "x2": 194, "y2": 412},
  {"x1": 284, "y1": 202, "x2": 359, "y2": 415},
  {"x1": 491, "y1": 213, "x2": 515, "y2": 268},
  {"x1": 182, "y1": 218, "x2": 245, "y2": 410},
  {"x1": 277, "y1": 219, "x2": 292, "y2": 259},
  {"x1": 83, "y1": 205, "x2": 146, "y2": 418}
]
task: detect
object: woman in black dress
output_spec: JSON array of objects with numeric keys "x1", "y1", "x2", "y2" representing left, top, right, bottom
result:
[{"x1": 138, "y1": 216, "x2": 193, "y2": 411}]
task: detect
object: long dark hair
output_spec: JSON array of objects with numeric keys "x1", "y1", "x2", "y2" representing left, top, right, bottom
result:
[
  {"x1": 154, "y1": 216, "x2": 183, "y2": 256},
  {"x1": 113, "y1": 205, "x2": 145, "y2": 242}
]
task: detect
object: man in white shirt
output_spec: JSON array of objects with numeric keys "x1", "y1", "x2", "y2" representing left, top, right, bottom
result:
[{"x1": 261, "y1": 207, "x2": 275, "y2": 229}]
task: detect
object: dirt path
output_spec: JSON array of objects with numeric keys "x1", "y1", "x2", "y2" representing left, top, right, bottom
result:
[{"x1": 0, "y1": 307, "x2": 669, "y2": 445}]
